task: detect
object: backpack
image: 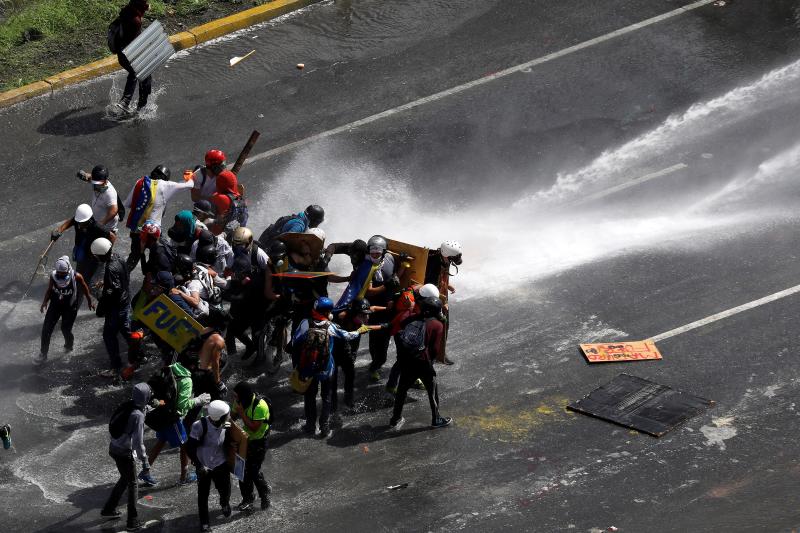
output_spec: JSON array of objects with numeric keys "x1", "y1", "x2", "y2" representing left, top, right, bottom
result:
[
  {"x1": 107, "y1": 17, "x2": 123, "y2": 54},
  {"x1": 397, "y1": 318, "x2": 427, "y2": 357},
  {"x1": 145, "y1": 366, "x2": 179, "y2": 431},
  {"x1": 195, "y1": 265, "x2": 223, "y2": 306},
  {"x1": 298, "y1": 321, "x2": 332, "y2": 380},
  {"x1": 257, "y1": 214, "x2": 295, "y2": 247},
  {"x1": 223, "y1": 194, "x2": 249, "y2": 234},
  {"x1": 109, "y1": 399, "x2": 135, "y2": 438}
]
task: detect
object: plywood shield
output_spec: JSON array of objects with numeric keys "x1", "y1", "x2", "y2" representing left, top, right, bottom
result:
[
  {"x1": 387, "y1": 238, "x2": 429, "y2": 289},
  {"x1": 279, "y1": 232, "x2": 324, "y2": 270}
]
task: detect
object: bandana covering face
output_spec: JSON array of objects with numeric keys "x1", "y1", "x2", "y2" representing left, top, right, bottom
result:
[{"x1": 53, "y1": 256, "x2": 74, "y2": 288}]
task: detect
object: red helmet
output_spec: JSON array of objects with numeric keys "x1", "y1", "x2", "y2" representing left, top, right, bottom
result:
[
  {"x1": 139, "y1": 221, "x2": 161, "y2": 247},
  {"x1": 204, "y1": 149, "x2": 226, "y2": 169}
]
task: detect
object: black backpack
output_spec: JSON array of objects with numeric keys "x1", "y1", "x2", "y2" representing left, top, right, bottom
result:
[
  {"x1": 397, "y1": 318, "x2": 428, "y2": 358},
  {"x1": 145, "y1": 366, "x2": 179, "y2": 431},
  {"x1": 107, "y1": 17, "x2": 123, "y2": 54},
  {"x1": 223, "y1": 194, "x2": 249, "y2": 232},
  {"x1": 109, "y1": 399, "x2": 135, "y2": 438},
  {"x1": 257, "y1": 214, "x2": 294, "y2": 247}
]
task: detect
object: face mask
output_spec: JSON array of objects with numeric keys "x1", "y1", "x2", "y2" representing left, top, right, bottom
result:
[
  {"x1": 93, "y1": 185, "x2": 109, "y2": 193},
  {"x1": 369, "y1": 253, "x2": 383, "y2": 265}
]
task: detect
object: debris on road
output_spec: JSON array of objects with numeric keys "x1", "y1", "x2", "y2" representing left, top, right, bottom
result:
[
  {"x1": 387, "y1": 483, "x2": 409, "y2": 490},
  {"x1": 580, "y1": 340, "x2": 662, "y2": 363},
  {"x1": 229, "y1": 50, "x2": 256, "y2": 67},
  {"x1": 297, "y1": 63, "x2": 305, "y2": 70}
]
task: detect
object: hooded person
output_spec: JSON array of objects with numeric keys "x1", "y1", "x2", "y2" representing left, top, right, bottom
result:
[
  {"x1": 35, "y1": 256, "x2": 94, "y2": 365},
  {"x1": 209, "y1": 170, "x2": 243, "y2": 236},
  {"x1": 102, "y1": 382, "x2": 153, "y2": 530},
  {"x1": 167, "y1": 210, "x2": 198, "y2": 256},
  {"x1": 232, "y1": 381, "x2": 272, "y2": 512}
]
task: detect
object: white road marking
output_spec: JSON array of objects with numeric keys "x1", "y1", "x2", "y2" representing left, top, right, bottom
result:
[
  {"x1": 571, "y1": 163, "x2": 688, "y2": 205},
  {"x1": 651, "y1": 283, "x2": 800, "y2": 342},
  {"x1": 246, "y1": 0, "x2": 718, "y2": 165}
]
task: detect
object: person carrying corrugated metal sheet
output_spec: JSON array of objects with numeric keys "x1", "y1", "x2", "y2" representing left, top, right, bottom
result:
[{"x1": 110, "y1": 0, "x2": 152, "y2": 113}]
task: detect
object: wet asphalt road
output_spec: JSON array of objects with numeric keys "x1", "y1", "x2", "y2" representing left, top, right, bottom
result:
[{"x1": 3, "y1": 0, "x2": 800, "y2": 531}]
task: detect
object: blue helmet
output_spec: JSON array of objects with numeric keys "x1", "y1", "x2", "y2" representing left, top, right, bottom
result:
[{"x1": 314, "y1": 296, "x2": 334, "y2": 314}]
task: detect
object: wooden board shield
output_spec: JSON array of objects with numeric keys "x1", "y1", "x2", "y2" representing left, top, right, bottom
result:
[
  {"x1": 567, "y1": 373, "x2": 714, "y2": 437},
  {"x1": 279, "y1": 232, "x2": 324, "y2": 270},
  {"x1": 132, "y1": 294, "x2": 204, "y2": 352},
  {"x1": 580, "y1": 340, "x2": 662, "y2": 363},
  {"x1": 387, "y1": 238, "x2": 429, "y2": 289}
]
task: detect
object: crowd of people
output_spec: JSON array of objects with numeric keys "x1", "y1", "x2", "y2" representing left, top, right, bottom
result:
[{"x1": 39, "y1": 151, "x2": 463, "y2": 531}]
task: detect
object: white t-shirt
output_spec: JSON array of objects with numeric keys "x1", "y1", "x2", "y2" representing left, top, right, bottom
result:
[
  {"x1": 123, "y1": 178, "x2": 195, "y2": 229},
  {"x1": 92, "y1": 181, "x2": 118, "y2": 232},
  {"x1": 190, "y1": 237, "x2": 234, "y2": 274},
  {"x1": 191, "y1": 168, "x2": 217, "y2": 200}
]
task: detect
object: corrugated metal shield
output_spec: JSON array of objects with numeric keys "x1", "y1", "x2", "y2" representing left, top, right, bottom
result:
[{"x1": 122, "y1": 21, "x2": 174, "y2": 80}]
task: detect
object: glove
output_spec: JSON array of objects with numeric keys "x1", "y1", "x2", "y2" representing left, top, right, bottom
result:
[
  {"x1": 76, "y1": 170, "x2": 91, "y2": 182},
  {"x1": 216, "y1": 381, "x2": 228, "y2": 397},
  {"x1": 357, "y1": 325, "x2": 371, "y2": 335},
  {"x1": 50, "y1": 229, "x2": 62, "y2": 241},
  {"x1": 193, "y1": 393, "x2": 211, "y2": 407}
]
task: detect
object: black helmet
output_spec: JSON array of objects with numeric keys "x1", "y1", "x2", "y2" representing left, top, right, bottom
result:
[
  {"x1": 151, "y1": 165, "x2": 171, "y2": 181},
  {"x1": 193, "y1": 200, "x2": 214, "y2": 218},
  {"x1": 197, "y1": 229, "x2": 215, "y2": 247},
  {"x1": 304, "y1": 204, "x2": 325, "y2": 227},
  {"x1": 350, "y1": 298, "x2": 372, "y2": 315},
  {"x1": 175, "y1": 254, "x2": 194, "y2": 276},
  {"x1": 420, "y1": 296, "x2": 443, "y2": 318},
  {"x1": 268, "y1": 240, "x2": 287, "y2": 260},
  {"x1": 196, "y1": 244, "x2": 217, "y2": 265},
  {"x1": 91, "y1": 165, "x2": 109, "y2": 182}
]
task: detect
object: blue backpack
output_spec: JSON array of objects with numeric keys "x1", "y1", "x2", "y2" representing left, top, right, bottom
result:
[{"x1": 223, "y1": 194, "x2": 249, "y2": 233}]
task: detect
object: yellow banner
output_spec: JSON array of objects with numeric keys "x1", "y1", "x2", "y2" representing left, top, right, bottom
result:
[{"x1": 133, "y1": 294, "x2": 204, "y2": 352}]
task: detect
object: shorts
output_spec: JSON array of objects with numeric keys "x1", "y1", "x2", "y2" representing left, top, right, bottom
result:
[{"x1": 155, "y1": 419, "x2": 187, "y2": 448}]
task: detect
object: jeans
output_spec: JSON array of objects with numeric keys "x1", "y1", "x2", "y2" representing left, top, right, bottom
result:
[
  {"x1": 103, "y1": 451, "x2": 138, "y2": 525},
  {"x1": 391, "y1": 357, "x2": 440, "y2": 424},
  {"x1": 118, "y1": 53, "x2": 152, "y2": 107},
  {"x1": 103, "y1": 303, "x2": 132, "y2": 370},
  {"x1": 198, "y1": 463, "x2": 231, "y2": 527},
  {"x1": 304, "y1": 377, "x2": 333, "y2": 431},
  {"x1": 40, "y1": 302, "x2": 77, "y2": 357},
  {"x1": 239, "y1": 437, "x2": 270, "y2": 503},
  {"x1": 368, "y1": 311, "x2": 392, "y2": 372},
  {"x1": 331, "y1": 337, "x2": 359, "y2": 412}
]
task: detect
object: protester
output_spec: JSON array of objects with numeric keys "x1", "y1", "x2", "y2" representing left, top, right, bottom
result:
[
  {"x1": 424, "y1": 240, "x2": 462, "y2": 365},
  {"x1": 101, "y1": 383, "x2": 153, "y2": 531},
  {"x1": 81, "y1": 165, "x2": 120, "y2": 232},
  {"x1": 34, "y1": 256, "x2": 94, "y2": 366},
  {"x1": 232, "y1": 381, "x2": 272, "y2": 512},
  {"x1": 258, "y1": 204, "x2": 324, "y2": 246},
  {"x1": 52, "y1": 204, "x2": 117, "y2": 298},
  {"x1": 91, "y1": 237, "x2": 133, "y2": 379},
  {"x1": 187, "y1": 400, "x2": 233, "y2": 532},
  {"x1": 191, "y1": 229, "x2": 233, "y2": 275},
  {"x1": 192, "y1": 150, "x2": 227, "y2": 203},
  {"x1": 123, "y1": 165, "x2": 193, "y2": 270},
  {"x1": 389, "y1": 297, "x2": 451, "y2": 430},
  {"x1": 331, "y1": 298, "x2": 382, "y2": 411},
  {"x1": 114, "y1": 0, "x2": 152, "y2": 113},
  {"x1": 209, "y1": 170, "x2": 247, "y2": 237}
]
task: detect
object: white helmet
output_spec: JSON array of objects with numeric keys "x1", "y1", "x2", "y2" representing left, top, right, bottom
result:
[
  {"x1": 74, "y1": 203, "x2": 93, "y2": 223},
  {"x1": 419, "y1": 283, "x2": 439, "y2": 298},
  {"x1": 207, "y1": 400, "x2": 230, "y2": 422},
  {"x1": 90, "y1": 237, "x2": 112, "y2": 256},
  {"x1": 306, "y1": 227, "x2": 326, "y2": 243},
  {"x1": 440, "y1": 240, "x2": 462, "y2": 258}
]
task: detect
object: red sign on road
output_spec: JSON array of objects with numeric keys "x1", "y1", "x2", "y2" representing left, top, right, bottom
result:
[{"x1": 580, "y1": 340, "x2": 662, "y2": 363}]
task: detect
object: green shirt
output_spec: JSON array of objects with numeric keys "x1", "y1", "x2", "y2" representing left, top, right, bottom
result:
[{"x1": 241, "y1": 397, "x2": 269, "y2": 440}]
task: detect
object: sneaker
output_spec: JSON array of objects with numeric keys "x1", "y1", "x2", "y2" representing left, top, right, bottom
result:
[
  {"x1": 319, "y1": 427, "x2": 331, "y2": 439},
  {"x1": 389, "y1": 417, "x2": 405, "y2": 429},
  {"x1": 114, "y1": 101, "x2": 132, "y2": 114},
  {"x1": 385, "y1": 385, "x2": 397, "y2": 395},
  {"x1": 237, "y1": 499, "x2": 254, "y2": 512},
  {"x1": 126, "y1": 520, "x2": 143, "y2": 532},
  {"x1": 32, "y1": 353, "x2": 46, "y2": 366},
  {"x1": 101, "y1": 508, "x2": 121, "y2": 519},
  {"x1": 369, "y1": 370, "x2": 382, "y2": 382},
  {"x1": 412, "y1": 378, "x2": 425, "y2": 390},
  {"x1": 431, "y1": 416, "x2": 452, "y2": 429},
  {"x1": 443, "y1": 357, "x2": 455, "y2": 365},
  {"x1": 261, "y1": 495, "x2": 271, "y2": 510},
  {"x1": 138, "y1": 470, "x2": 158, "y2": 487},
  {"x1": 179, "y1": 471, "x2": 197, "y2": 485},
  {"x1": 221, "y1": 503, "x2": 232, "y2": 517},
  {"x1": 200, "y1": 525, "x2": 212, "y2": 532}
]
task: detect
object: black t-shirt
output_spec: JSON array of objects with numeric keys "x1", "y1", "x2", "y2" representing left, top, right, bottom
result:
[{"x1": 72, "y1": 218, "x2": 112, "y2": 263}]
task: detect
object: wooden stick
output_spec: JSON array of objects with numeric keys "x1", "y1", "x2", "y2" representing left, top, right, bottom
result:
[{"x1": 231, "y1": 130, "x2": 260, "y2": 175}]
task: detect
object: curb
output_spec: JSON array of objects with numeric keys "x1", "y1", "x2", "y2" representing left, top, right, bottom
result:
[{"x1": 0, "y1": 0, "x2": 318, "y2": 109}]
